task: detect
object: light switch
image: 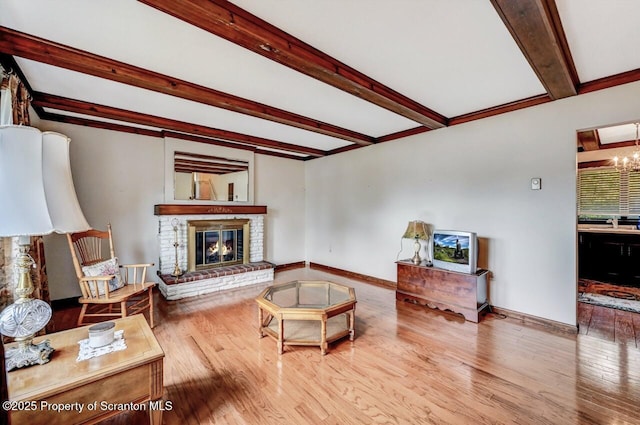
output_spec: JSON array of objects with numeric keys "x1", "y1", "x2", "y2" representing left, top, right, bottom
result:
[{"x1": 531, "y1": 177, "x2": 541, "y2": 190}]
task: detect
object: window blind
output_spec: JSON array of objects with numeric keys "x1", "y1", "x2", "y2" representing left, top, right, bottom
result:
[{"x1": 578, "y1": 167, "x2": 640, "y2": 215}]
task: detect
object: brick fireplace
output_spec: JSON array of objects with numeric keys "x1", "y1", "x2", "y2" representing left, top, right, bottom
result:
[{"x1": 155, "y1": 204, "x2": 274, "y2": 300}]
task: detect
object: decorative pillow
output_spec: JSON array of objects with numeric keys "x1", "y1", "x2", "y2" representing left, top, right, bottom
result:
[{"x1": 81, "y1": 258, "x2": 124, "y2": 297}]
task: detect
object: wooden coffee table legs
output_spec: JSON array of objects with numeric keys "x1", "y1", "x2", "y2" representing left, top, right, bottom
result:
[
  {"x1": 320, "y1": 317, "x2": 327, "y2": 355},
  {"x1": 257, "y1": 307, "x2": 355, "y2": 355},
  {"x1": 348, "y1": 310, "x2": 355, "y2": 341},
  {"x1": 277, "y1": 316, "x2": 284, "y2": 354}
]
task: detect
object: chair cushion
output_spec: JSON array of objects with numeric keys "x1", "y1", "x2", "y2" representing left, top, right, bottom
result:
[{"x1": 81, "y1": 258, "x2": 124, "y2": 296}]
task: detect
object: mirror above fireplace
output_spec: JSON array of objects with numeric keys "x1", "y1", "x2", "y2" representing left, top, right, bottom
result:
[
  {"x1": 164, "y1": 135, "x2": 254, "y2": 204},
  {"x1": 174, "y1": 151, "x2": 249, "y2": 202}
]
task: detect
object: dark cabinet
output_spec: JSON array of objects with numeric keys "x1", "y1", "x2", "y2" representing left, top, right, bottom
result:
[{"x1": 578, "y1": 232, "x2": 640, "y2": 286}]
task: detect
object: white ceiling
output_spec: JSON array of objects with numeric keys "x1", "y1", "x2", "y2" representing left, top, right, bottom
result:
[
  {"x1": 2, "y1": 0, "x2": 640, "y2": 158},
  {"x1": 598, "y1": 122, "x2": 639, "y2": 145}
]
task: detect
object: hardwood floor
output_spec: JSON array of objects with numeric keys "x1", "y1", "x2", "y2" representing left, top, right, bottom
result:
[
  {"x1": 49, "y1": 268, "x2": 640, "y2": 424},
  {"x1": 578, "y1": 302, "x2": 640, "y2": 347}
]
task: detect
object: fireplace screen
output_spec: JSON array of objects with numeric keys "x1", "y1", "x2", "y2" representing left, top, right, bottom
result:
[{"x1": 188, "y1": 219, "x2": 249, "y2": 271}]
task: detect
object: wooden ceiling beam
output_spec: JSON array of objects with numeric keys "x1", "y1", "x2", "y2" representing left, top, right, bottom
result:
[
  {"x1": 175, "y1": 166, "x2": 240, "y2": 174},
  {"x1": 449, "y1": 94, "x2": 551, "y2": 126},
  {"x1": 167, "y1": 131, "x2": 309, "y2": 160},
  {"x1": 577, "y1": 130, "x2": 600, "y2": 151},
  {"x1": 138, "y1": 0, "x2": 447, "y2": 129},
  {"x1": 490, "y1": 0, "x2": 579, "y2": 100},
  {"x1": 579, "y1": 68, "x2": 640, "y2": 94},
  {"x1": 175, "y1": 151, "x2": 248, "y2": 165},
  {"x1": 0, "y1": 26, "x2": 372, "y2": 145},
  {"x1": 578, "y1": 160, "x2": 611, "y2": 169},
  {"x1": 32, "y1": 92, "x2": 327, "y2": 157},
  {"x1": 40, "y1": 111, "x2": 164, "y2": 138},
  {"x1": 39, "y1": 111, "x2": 309, "y2": 160},
  {"x1": 174, "y1": 159, "x2": 246, "y2": 173}
]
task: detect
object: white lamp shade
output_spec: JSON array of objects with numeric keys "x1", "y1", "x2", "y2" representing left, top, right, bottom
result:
[{"x1": 0, "y1": 125, "x2": 90, "y2": 237}]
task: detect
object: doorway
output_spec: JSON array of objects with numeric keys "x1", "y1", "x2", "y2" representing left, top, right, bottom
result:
[{"x1": 576, "y1": 122, "x2": 640, "y2": 344}]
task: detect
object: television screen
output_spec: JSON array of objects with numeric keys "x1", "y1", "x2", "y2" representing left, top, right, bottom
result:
[
  {"x1": 433, "y1": 234, "x2": 470, "y2": 265},
  {"x1": 432, "y1": 230, "x2": 477, "y2": 274}
]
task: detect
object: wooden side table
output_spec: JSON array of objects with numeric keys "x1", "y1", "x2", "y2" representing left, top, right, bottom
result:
[
  {"x1": 396, "y1": 260, "x2": 489, "y2": 322},
  {"x1": 6, "y1": 314, "x2": 165, "y2": 425}
]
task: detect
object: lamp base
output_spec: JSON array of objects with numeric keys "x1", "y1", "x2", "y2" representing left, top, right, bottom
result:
[
  {"x1": 5, "y1": 339, "x2": 54, "y2": 372},
  {"x1": 171, "y1": 266, "x2": 183, "y2": 277},
  {"x1": 411, "y1": 252, "x2": 422, "y2": 265}
]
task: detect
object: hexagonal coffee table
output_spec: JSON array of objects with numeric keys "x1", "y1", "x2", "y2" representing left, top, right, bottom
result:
[{"x1": 256, "y1": 280, "x2": 356, "y2": 355}]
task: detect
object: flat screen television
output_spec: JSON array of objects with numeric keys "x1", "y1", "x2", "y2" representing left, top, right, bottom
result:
[{"x1": 432, "y1": 230, "x2": 478, "y2": 274}]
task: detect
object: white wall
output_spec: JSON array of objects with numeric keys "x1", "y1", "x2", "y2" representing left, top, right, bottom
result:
[
  {"x1": 305, "y1": 81, "x2": 640, "y2": 325},
  {"x1": 254, "y1": 154, "x2": 305, "y2": 265}
]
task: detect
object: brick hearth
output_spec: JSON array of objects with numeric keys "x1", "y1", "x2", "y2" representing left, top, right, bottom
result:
[{"x1": 157, "y1": 261, "x2": 274, "y2": 300}]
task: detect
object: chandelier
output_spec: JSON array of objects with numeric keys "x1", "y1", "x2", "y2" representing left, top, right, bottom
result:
[{"x1": 613, "y1": 123, "x2": 640, "y2": 172}]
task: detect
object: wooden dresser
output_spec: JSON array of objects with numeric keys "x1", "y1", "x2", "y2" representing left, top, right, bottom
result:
[{"x1": 396, "y1": 260, "x2": 489, "y2": 322}]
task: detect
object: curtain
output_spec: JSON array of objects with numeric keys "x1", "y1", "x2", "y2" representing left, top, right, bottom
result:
[{"x1": 0, "y1": 71, "x2": 30, "y2": 126}]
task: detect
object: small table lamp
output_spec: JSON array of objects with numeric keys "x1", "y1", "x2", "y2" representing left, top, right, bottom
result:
[
  {"x1": 402, "y1": 220, "x2": 431, "y2": 266},
  {"x1": 0, "y1": 126, "x2": 90, "y2": 371}
]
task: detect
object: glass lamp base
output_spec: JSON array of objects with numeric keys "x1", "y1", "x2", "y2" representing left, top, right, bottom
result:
[{"x1": 5, "y1": 339, "x2": 54, "y2": 371}]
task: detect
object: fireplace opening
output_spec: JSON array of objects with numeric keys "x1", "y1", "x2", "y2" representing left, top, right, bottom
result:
[{"x1": 188, "y1": 219, "x2": 249, "y2": 271}]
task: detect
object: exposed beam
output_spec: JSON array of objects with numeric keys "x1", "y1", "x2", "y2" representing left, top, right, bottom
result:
[
  {"x1": 174, "y1": 159, "x2": 246, "y2": 173},
  {"x1": 164, "y1": 131, "x2": 262, "y2": 154},
  {"x1": 490, "y1": 0, "x2": 578, "y2": 99},
  {"x1": 40, "y1": 111, "x2": 164, "y2": 138},
  {"x1": 376, "y1": 127, "x2": 431, "y2": 144},
  {"x1": 0, "y1": 26, "x2": 372, "y2": 145},
  {"x1": 578, "y1": 160, "x2": 611, "y2": 169},
  {"x1": 41, "y1": 111, "x2": 309, "y2": 160},
  {"x1": 593, "y1": 140, "x2": 640, "y2": 151},
  {"x1": 378, "y1": 66, "x2": 640, "y2": 141},
  {"x1": 138, "y1": 0, "x2": 447, "y2": 129},
  {"x1": 167, "y1": 131, "x2": 311, "y2": 160},
  {"x1": 577, "y1": 130, "x2": 600, "y2": 151},
  {"x1": 39, "y1": 108, "x2": 310, "y2": 161},
  {"x1": 174, "y1": 151, "x2": 248, "y2": 164},
  {"x1": 326, "y1": 144, "x2": 362, "y2": 156},
  {"x1": 32, "y1": 92, "x2": 326, "y2": 157},
  {"x1": 175, "y1": 165, "x2": 242, "y2": 174},
  {"x1": 256, "y1": 150, "x2": 308, "y2": 161},
  {"x1": 449, "y1": 94, "x2": 551, "y2": 126},
  {"x1": 579, "y1": 68, "x2": 640, "y2": 94}
]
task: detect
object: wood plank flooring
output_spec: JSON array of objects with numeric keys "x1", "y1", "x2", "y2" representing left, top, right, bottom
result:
[
  {"x1": 578, "y1": 302, "x2": 640, "y2": 347},
  {"x1": 49, "y1": 268, "x2": 640, "y2": 425}
]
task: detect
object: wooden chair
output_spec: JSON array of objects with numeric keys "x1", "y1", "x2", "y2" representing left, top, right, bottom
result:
[{"x1": 66, "y1": 224, "x2": 155, "y2": 327}]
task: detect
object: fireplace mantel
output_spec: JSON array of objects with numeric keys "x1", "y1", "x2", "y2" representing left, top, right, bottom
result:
[{"x1": 154, "y1": 204, "x2": 267, "y2": 216}]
